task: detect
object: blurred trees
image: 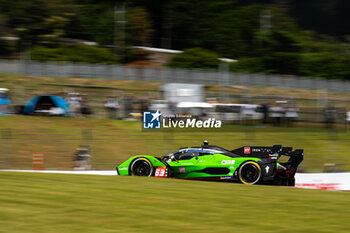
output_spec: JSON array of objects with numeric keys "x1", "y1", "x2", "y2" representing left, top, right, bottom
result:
[
  {"x1": 31, "y1": 45, "x2": 119, "y2": 64},
  {"x1": 167, "y1": 48, "x2": 219, "y2": 69},
  {"x1": 168, "y1": 1, "x2": 261, "y2": 58},
  {"x1": 1, "y1": 0, "x2": 47, "y2": 42},
  {"x1": 0, "y1": 0, "x2": 84, "y2": 43},
  {"x1": 0, "y1": 0, "x2": 349, "y2": 79},
  {"x1": 0, "y1": 13, "x2": 15, "y2": 55},
  {"x1": 127, "y1": 7, "x2": 153, "y2": 46}
]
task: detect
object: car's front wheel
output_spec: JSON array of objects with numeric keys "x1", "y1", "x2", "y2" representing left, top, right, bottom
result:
[
  {"x1": 238, "y1": 161, "x2": 262, "y2": 185},
  {"x1": 130, "y1": 158, "x2": 153, "y2": 176}
]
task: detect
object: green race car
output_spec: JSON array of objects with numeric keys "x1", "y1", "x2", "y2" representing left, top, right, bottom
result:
[{"x1": 116, "y1": 141, "x2": 303, "y2": 186}]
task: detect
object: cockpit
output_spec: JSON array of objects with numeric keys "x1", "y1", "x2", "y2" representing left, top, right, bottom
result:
[
  {"x1": 161, "y1": 140, "x2": 238, "y2": 162},
  {"x1": 162, "y1": 148, "x2": 226, "y2": 161}
]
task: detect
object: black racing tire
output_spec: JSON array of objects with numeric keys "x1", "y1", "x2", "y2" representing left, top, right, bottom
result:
[
  {"x1": 238, "y1": 161, "x2": 262, "y2": 185},
  {"x1": 130, "y1": 158, "x2": 153, "y2": 176}
]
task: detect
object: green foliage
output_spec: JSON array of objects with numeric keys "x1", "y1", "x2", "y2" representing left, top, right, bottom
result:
[
  {"x1": 0, "y1": 0, "x2": 350, "y2": 79},
  {"x1": 169, "y1": 1, "x2": 262, "y2": 58},
  {"x1": 167, "y1": 48, "x2": 219, "y2": 69},
  {"x1": 230, "y1": 57, "x2": 264, "y2": 73},
  {"x1": 123, "y1": 48, "x2": 151, "y2": 63},
  {"x1": 299, "y1": 53, "x2": 350, "y2": 80},
  {"x1": 0, "y1": 0, "x2": 84, "y2": 43},
  {"x1": 78, "y1": 3, "x2": 114, "y2": 45},
  {"x1": 127, "y1": 7, "x2": 154, "y2": 46},
  {"x1": 31, "y1": 45, "x2": 119, "y2": 64},
  {"x1": 0, "y1": 39, "x2": 16, "y2": 55}
]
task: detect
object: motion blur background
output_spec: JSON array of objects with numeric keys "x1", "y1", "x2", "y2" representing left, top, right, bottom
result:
[{"x1": 1, "y1": 0, "x2": 350, "y2": 173}]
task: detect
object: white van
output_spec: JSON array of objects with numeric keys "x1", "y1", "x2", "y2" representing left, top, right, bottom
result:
[{"x1": 208, "y1": 103, "x2": 263, "y2": 122}]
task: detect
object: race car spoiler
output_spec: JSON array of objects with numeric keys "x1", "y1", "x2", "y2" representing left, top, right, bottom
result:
[
  {"x1": 231, "y1": 145, "x2": 303, "y2": 160},
  {"x1": 232, "y1": 145, "x2": 304, "y2": 173}
]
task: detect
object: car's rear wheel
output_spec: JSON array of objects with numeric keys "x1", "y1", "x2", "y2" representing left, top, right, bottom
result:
[
  {"x1": 238, "y1": 161, "x2": 262, "y2": 185},
  {"x1": 130, "y1": 158, "x2": 153, "y2": 176}
]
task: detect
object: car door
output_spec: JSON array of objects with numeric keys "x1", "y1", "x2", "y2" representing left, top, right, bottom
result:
[
  {"x1": 196, "y1": 153, "x2": 236, "y2": 177},
  {"x1": 167, "y1": 151, "x2": 202, "y2": 177},
  {"x1": 169, "y1": 150, "x2": 235, "y2": 178}
]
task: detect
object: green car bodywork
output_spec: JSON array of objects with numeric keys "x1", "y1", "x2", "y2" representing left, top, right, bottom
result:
[
  {"x1": 118, "y1": 154, "x2": 260, "y2": 178},
  {"x1": 117, "y1": 155, "x2": 166, "y2": 176},
  {"x1": 116, "y1": 142, "x2": 303, "y2": 185}
]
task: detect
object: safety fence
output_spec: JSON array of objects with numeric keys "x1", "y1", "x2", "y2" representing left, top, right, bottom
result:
[{"x1": 1, "y1": 60, "x2": 350, "y2": 92}]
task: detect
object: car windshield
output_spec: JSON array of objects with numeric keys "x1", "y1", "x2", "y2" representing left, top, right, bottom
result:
[{"x1": 162, "y1": 148, "x2": 225, "y2": 160}]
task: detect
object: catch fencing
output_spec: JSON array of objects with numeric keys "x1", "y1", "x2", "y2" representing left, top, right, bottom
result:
[{"x1": 1, "y1": 60, "x2": 350, "y2": 92}]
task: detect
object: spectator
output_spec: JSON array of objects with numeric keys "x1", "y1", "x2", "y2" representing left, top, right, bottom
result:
[
  {"x1": 346, "y1": 110, "x2": 350, "y2": 131},
  {"x1": 105, "y1": 95, "x2": 120, "y2": 119},
  {"x1": 66, "y1": 92, "x2": 81, "y2": 117},
  {"x1": 80, "y1": 96, "x2": 92, "y2": 118},
  {"x1": 122, "y1": 94, "x2": 134, "y2": 119},
  {"x1": 261, "y1": 103, "x2": 269, "y2": 124},
  {"x1": 269, "y1": 104, "x2": 285, "y2": 126},
  {"x1": 285, "y1": 106, "x2": 299, "y2": 127},
  {"x1": 139, "y1": 99, "x2": 149, "y2": 113},
  {"x1": 73, "y1": 145, "x2": 91, "y2": 171},
  {"x1": 324, "y1": 105, "x2": 337, "y2": 129}
]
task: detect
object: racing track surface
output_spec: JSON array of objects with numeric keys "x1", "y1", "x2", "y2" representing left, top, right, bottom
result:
[{"x1": 1, "y1": 170, "x2": 349, "y2": 191}]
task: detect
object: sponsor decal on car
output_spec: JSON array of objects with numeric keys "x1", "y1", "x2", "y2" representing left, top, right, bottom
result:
[
  {"x1": 269, "y1": 153, "x2": 278, "y2": 159},
  {"x1": 244, "y1": 147, "x2": 250, "y2": 154},
  {"x1": 221, "y1": 160, "x2": 236, "y2": 165},
  {"x1": 265, "y1": 166, "x2": 270, "y2": 173},
  {"x1": 221, "y1": 176, "x2": 233, "y2": 179},
  {"x1": 179, "y1": 167, "x2": 186, "y2": 173},
  {"x1": 181, "y1": 163, "x2": 194, "y2": 165},
  {"x1": 155, "y1": 167, "x2": 166, "y2": 177}
]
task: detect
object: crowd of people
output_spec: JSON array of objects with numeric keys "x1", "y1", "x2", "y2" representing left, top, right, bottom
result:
[
  {"x1": 63, "y1": 91, "x2": 350, "y2": 129},
  {"x1": 65, "y1": 92, "x2": 148, "y2": 119},
  {"x1": 261, "y1": 102, "x2": 299, "y2": 126},
  {"x1": 1, "y1": 88, "x2": 349, "y2": 128}
]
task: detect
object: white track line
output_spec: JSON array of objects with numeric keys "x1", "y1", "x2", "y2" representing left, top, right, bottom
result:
[{"x1": 1, "y1": 170, "x2": 117, "y2": 175}]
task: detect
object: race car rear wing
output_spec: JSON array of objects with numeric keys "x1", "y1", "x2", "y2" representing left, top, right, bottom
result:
[
  {"x1": 231, "y1": 145, "x2": 303, "y2": 173},
  {"x1": 231, "y1": 145, "x2": 301, "y2": 159}
]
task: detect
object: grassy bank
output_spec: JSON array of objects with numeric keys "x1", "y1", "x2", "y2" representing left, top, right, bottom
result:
[
  {"x1": 0, "y1": 115, "x2": 349, "y2": 171},
  {"x1": 0, "y1": 172, "x2": 349, "y2": 233}
]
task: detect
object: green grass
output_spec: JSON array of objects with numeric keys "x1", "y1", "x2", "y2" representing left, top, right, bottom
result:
[
  {"x1": 1, "y1": 115, "x2": 350, "y2": 171},
  {"x1": 1, "y1": 73, "x2": 350, "y2": 171},
  {"x1": 0, "y1": 172, "x2": 349, "y2": 233}
]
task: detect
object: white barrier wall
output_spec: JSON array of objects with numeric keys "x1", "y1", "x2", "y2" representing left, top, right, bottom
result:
[
  {"x1": 295, "y1": 173, "x2": 350, "y2": 191},
  {"x1": 2, "y1": 170, "x2": 350, "y2": 191}
]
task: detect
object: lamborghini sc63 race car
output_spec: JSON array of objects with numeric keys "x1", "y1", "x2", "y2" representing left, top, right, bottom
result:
[{"x1": 116, "y1": 141, "x2": 303, "y2": 186}]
